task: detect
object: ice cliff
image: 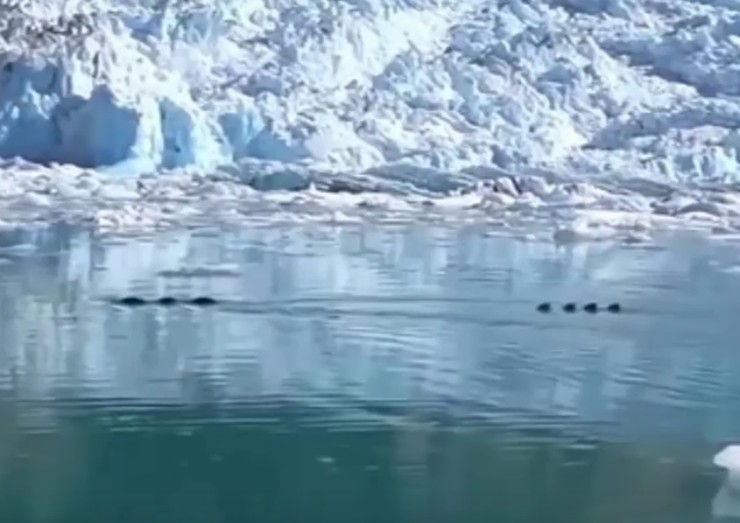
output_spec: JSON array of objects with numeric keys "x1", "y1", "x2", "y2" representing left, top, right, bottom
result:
[
  {"x1": 5, "y1": 0, "x2": 740, "y2": 234},
  {"x1": 3, "y1": 0, "x2": 740, "y2": 179}
]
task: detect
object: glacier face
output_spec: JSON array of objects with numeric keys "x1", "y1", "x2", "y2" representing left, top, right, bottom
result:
[
  {"x1": 2, "y1": 0, "x2": 740, "y2": 178},
  {"x1": 4, "y1": 0, "x2": 740, "y2": 236}
]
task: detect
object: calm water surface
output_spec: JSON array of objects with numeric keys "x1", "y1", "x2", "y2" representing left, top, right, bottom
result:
[{"x1": 0, "y1": 224, "x2": 739, "y2": 523}]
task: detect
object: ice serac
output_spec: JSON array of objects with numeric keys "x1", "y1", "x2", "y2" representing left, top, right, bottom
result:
[
  {"x1": 0, "y1": 12, "x2": 227, "y2": 172},
  {"x1": 5, "y1": 0, "x2": 740, "y2": 186}
]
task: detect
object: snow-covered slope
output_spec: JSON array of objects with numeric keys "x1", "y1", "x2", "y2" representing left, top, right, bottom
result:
[{"x1": 5, "y1": 0, "x2": 740, "y2": 236}]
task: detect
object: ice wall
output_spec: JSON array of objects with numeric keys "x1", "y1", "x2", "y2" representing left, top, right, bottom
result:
[
  {"x1": 3, "y1": 0, "x2": 740, "y2": 183},
  {"x1": 0, "y1": 8, "x2": 229, "y2": 171}
]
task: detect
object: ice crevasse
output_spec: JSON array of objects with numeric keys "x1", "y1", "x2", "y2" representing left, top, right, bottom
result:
[{"x1": 4, "y1": 0, "x2": 740, "y2": 183}]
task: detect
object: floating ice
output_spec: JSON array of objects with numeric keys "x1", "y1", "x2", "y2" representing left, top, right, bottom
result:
[{"x1": 713, "y1": 445, "x2": 740, "y2": 519}]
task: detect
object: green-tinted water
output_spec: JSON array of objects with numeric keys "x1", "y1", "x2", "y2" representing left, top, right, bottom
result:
[
  {"x1": 0, "y1": 410, "x2": 720, "y2": 523},
  {"x1": 0, "y1": 224, "x2": 738, "y2": 523}
]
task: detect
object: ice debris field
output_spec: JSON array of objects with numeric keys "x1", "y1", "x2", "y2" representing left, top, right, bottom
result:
[{"x1": 4, "y1": 0, "x2": 740, "y2": 238}]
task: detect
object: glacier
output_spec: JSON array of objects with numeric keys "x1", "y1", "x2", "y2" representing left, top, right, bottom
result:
[{"x1": 4, "y1": 0, "x2": 740, "y2": 237}]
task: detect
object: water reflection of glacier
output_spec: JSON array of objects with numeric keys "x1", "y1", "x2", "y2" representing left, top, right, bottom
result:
[{"x1": 2, "y1": 224, "x2": 740, "y2": 440}]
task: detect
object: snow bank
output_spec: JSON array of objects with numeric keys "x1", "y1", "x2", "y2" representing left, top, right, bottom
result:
[{"x1": 4, "y1": 0, "x2": 740, "y2": 234}]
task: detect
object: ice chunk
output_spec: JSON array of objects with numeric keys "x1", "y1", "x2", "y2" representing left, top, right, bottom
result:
[{"x1": 713, "y1": 446, "x2": 740, "y2": 519}]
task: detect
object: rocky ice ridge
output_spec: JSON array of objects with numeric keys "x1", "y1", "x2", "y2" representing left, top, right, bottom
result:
[{"x1": 5, "y1": 0, "x2": 740, "y2": 235}]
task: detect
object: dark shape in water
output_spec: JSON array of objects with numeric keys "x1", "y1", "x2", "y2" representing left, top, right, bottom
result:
[
  {"x1": 583, "y1": 302, "x2": 598, "y2": 313},
  {"x1": 156, "y1": 296, "x2": 178, "y2": 306},
  {"x1": 189, "y1": 296, "x2": 218, "y2": 306},
  {"x1": 536, "y1": 302, "x2": 551, "y2": 313},
  {"x1": 607, "y1": 303, "x2": 621, "y2": 313},
  {"x1": 115, "y1": 296, "x2": 147, "y2": 306},
  {"x1": 563, "y1": 303, "x2": 577, "y2": 313}
]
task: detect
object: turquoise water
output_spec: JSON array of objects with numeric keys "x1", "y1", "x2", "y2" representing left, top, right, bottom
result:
[{"x1": 0, "y1": 224, "x2": 739, "y2": 522}]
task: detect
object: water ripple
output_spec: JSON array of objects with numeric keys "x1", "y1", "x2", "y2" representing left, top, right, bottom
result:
[{"x1": 0, "y1": 224, "x2": 738, "y2": 523}]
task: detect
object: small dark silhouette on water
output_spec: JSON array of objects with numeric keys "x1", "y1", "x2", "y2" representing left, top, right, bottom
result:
[
  {"x1": 536, "y1": 302, "x2": 622, "y2": 313},
  {"x1": 189, "y1": 296, "x2": 218, "y2": 306},
  {"x1": 112, "y1": 296, "x2": 219, "y2": 307},
  {"x1": 115, "y1": 296, "x2": 621, "y2": 313},
  {"x1": 116, "y1": 296, "x2": 147, "y2": 306},
  {"x1": 536, "y1": 302, "x2": 551, "y2": 313}
]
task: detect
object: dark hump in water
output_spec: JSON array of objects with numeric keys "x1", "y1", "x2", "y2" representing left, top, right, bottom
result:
[
  {"x1": 583, "y1": 302, "x2": 598, "y2": 313},
  {"x1": 606, "y1": 303, "x2": 621, "y2": 313},
  {"x1": 536, "y1": 302, "x2": 551, "y2": 313},
  {"x1": 562, "y1": 302, "x2": 577, "y2": 313},
  {"x1": 189, "y1": 296, "x2": 218, "y2": 306},
  {"x1": 156, "y1": 296, "x2": 178, "y2": 306},
  {"x1": 114, "y1": 296, "x2": 147, "y2": 306}
]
